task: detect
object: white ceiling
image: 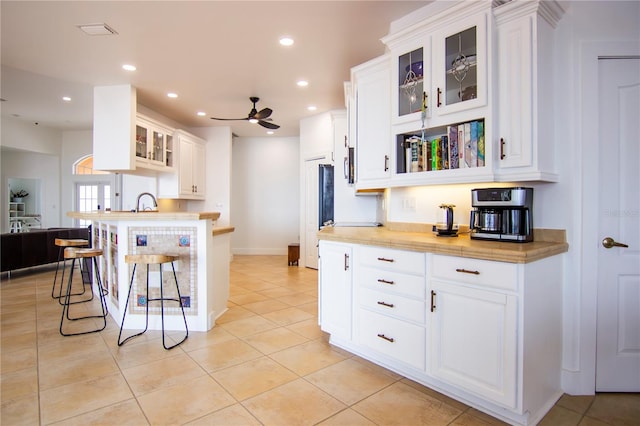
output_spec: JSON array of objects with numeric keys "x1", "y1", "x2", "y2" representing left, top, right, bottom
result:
[{"x1": 1, "y1": 1, "x2": 430, "y2": 138}]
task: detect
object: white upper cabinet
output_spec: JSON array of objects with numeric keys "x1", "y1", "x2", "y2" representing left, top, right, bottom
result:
[
  {"x1": 352, "y1": 55, "x2": 392, "y2": 189},
  {"x1": 157, "y1": 130, "x2": 206, "y2": 200},
  {"x1": 494, "y1": 0, "x2": 564, "y2": 182},
  {"x1": 135, "y1": 114, "x2": 175, "y2": 171}
]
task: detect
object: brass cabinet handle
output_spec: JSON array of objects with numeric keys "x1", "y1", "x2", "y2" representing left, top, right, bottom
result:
[
  {"x1": 377, "y1": 278, "x2": 395, "y2": 285},
  {"x1": 456, "y1": 268, "x2": 480, "y2": 275},
  {"x1": 377, "y1": 301, "x2": 394, "y2": 308},
  {"x1": 431, "y1": 290, "x2": 436, "y2": 312},
  {"x1": 377, "y1": 257, "x2": 394, "y2": 263},
  {"x1": 377, "y1": 333, "x2": 394, "y2": 343},
  {"x1": 602, "y1": 237, "x2": 629, "y2": 249},
  {"x1": 500, "y1": 138, "x2": 506, "y2": 160}
]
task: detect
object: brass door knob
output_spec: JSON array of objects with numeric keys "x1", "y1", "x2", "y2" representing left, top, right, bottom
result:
[{"x1": 602, "y1": 237, "x2": 629, "y2": 249}]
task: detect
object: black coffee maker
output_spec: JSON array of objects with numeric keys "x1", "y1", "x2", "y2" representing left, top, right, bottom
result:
[{"x1": 470, "y1": 187, "x2": 534, "y2": 242}]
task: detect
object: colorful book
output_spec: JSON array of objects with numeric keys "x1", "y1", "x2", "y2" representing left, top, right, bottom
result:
[
  {"x1": 458, "y1": 125, "x2": 466, "y2": 168},
  {"x1": 469, "y1": 121, "x2": 478, "y2": 168},
  {"x1": 477, "y1": 121, "x2": 485, "y2": 167},
  {"x1": 410, "y1": 138, "x2": 419, "y2": 173},
  {"x1": 448, "y1": 125, "x2": 459, "y2": 169},
  {"x1": 426, "y1": 141, "x2": 433, "y2": 171},
  {"x1": 463, "y1": 122, "x2": 472, "y2": 167},
  {"x1": 441, "y1": 135, "x2": 449, "y2": 170},
  {"x1": 432, "y1": 137, "x2": 442, "y2": 171}
]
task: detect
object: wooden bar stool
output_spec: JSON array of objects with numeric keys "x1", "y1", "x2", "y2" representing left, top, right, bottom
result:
[
  {"x1": 60, "y1": 247, "x2": 108, "y2": 336},
  {"x1": 52, "y1": 238, "x2": 90, "y2": 302},
  {"x1": 118, "y1": 254, "x2": 188, "y2": 350}
]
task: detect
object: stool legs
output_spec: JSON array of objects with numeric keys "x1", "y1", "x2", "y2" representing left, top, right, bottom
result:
[
  {"x1": 59, "y1": 256, "x2": 108, "y2": 336},
  {"x1": 118, "y1": 261, "x2": 188, "y2": 350},
  {"x1": 52, "y1": 246, "x2": 91, "y2": 303}
]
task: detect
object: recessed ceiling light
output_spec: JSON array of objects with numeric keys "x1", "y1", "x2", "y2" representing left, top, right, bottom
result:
[
  {"x1": 279, "y1": 37, "x2": 294, "y2": 46},
  {"x1": 297, "y1": 80, "x2": 309, "y2": 87},
  {"x1": 307, "y1": 105, "x2": 317, "y2": 111},
  {"x1": 77, "y1": 23, "x2": 118, "y2": 36},
  {"x1": 167, "y1": 93, "x2": 178, "y2": 98},
  {"x1": 197, "y1": 111, "x2": 206, "y2": 116},
  {"x1": 267, "y1": 131, "x2": 274, "y2": 135},
  {"x1": 122, "y1": 64, "x2": 136, "y2": 71},
  {"x1": 62, "y1": 96, "x2": 71, "y2": 102}
]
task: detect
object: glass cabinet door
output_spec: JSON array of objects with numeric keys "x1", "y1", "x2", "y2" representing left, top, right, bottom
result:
[
  {"x1": 135, "y1": 125, "x2": 148, "y2": 159},
  {"x1": 152, "y1": 130, "x2": 165, "y2": 164},
  {"x1": 398, "y1": 47, "x2": 424, "y2": 117},
  {"x1": 443, "y1": 26, "x2": 477, "y2": 107},
  {"x1": 165, "y1": 134, "x2": 173, "y2": 167}
]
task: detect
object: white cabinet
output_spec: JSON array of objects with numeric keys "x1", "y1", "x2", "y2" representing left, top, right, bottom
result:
[
  {"x1": 135, "y1": 114, "x2": 175, "y2": 170},
  {"x1": 429, "y1": 259, "x2": 517, "y2": 407},
  {"x1": 319, "y1": 241, "x2": 353, "y2": 341},
  {"x1": 494, "y1": 0, "x2": 564, "y2": 182},
  {"x1": 351, "y1": 55, "x2": 392, "y2": 189},
  {"x1": 157, "y1": 130, "x2": 206, "y2": 200},
  {"x1": 354, "y1": 246, "x2": 427, "y2": 370},
  {"x1": 381, "y1": 1, "x2": 494, "y2": 186}
]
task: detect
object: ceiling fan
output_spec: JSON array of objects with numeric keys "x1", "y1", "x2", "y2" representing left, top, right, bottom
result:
[{"x1": 210, "y1": 97, "x2": 280, "y2": 130}]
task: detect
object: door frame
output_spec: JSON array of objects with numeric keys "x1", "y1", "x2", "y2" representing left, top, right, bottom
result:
[{"x1": 574, "y1": 41, "x2": 640, "y2": 394}]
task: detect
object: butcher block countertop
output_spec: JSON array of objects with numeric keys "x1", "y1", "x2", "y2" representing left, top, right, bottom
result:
[
  {"x1": 318, "y1": 223, "x2": 568, "y2": 264},
  {"x1": 67, "y1": 211, "x2": 221, "y2": 221}
]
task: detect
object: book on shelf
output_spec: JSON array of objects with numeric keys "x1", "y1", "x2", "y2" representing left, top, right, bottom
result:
[
  {"x1": 440, "y1": 135, "x2": 449, "y2": 170},
  {"x1": 477, "y1": 120, "x2": 485, "y2": 167},
  {"x1": 448, "y1": 125, "x2": 459, "y2": 169},
  {"x1": 469, "y1": 121, "x2": 478, "y2": 168},
  {"x1": 410, "y1": 137, "x2": 420, "y2": 173},
  {"x1": 458, "y1": 125, "x2": 466, "y2": 168}
]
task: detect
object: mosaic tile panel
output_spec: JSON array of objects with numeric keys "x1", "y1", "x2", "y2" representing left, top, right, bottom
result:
[{"x1": 126, "y1": 226, "x2": 197, "y2": 317}]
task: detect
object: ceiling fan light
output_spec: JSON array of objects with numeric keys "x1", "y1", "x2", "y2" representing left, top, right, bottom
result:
[{"x1": 248, "y1": 118, "x2": 259, "y2": 124}]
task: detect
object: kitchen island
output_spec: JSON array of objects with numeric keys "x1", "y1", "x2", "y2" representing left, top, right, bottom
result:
[{"x1": 67, "y1": 211, "x2": 234, "y2": 332}]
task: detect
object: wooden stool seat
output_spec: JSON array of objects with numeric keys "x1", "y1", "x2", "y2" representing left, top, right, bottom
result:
[
  {"x1": 64, "y1": 247, "x2": 103, "y2": 259},
  {"x1": 119, "y1": 253, "x2": 188, "y2": 350},
  {"x1": 125, "y1": 254, "x2": 179, "y2": 264},
  {"x1": 55, "y1": 238, "x2": 89, "y2": 247}
]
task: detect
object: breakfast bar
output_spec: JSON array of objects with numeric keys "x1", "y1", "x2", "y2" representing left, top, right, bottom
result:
[{"x1": 67, "y1": 210, "x2": 234, "y2": 332}]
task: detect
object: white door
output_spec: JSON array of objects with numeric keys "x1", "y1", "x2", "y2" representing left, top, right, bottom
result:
[
  {"x1": 75, "y1": 182, "x2": 111, "y2": 228},
  {"x1": 304, "y1": 159, "x2": 322, "y2": 269},
  {"x1": 596, "y1": 58, "x2": 640, "y2": 392}
]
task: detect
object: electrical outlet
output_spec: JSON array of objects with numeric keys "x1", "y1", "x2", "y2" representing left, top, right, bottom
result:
[{"x1": 403, "y1": 197, "x2": 416, "y2": 211}]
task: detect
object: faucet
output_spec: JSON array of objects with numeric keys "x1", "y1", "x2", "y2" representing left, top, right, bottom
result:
[{"x1": 136, "y1": 192, "x2": 157, "y2": 212}]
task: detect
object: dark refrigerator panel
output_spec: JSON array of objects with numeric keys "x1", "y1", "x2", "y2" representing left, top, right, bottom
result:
[{"x1": 319, "y1": 164, "x2": 334, "y2": 228}]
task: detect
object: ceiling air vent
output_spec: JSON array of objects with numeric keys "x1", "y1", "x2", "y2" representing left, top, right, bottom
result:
[{"x1": 77, "y1": 23, "x2": 118, "y2": 36}]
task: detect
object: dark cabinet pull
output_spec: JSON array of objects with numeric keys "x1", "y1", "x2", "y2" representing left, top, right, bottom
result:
[
  {"x1": 377, "y1": 301, "x2": 394, "y2": 308},
  {"x1": 437, "y1": 88, "x2": 442, "y2": 107},
  {"x1": 377, "y1": 333, "x2": 395, "y2": 343},
  {"x1": 377, "y1": 278, "x2": 395, "y2": 285},
  {"x1": 456, "y1": 268, "x2": 480, "y2": 275},
  {"x1": 377, "y1": 257, "x2": 394, "y2": 263},
  {"x1": 344, "y1": 253, "x2": 350, "y2": 271},
  {"x1": 500, "y1": 138, "x2": 506, "y2": 160},
  {"x1": 431, "y1": 290, "x2": 436, "y2": 312},
  {"x1": 384, "y1": 155, "x2": 389, "y2": 172}
]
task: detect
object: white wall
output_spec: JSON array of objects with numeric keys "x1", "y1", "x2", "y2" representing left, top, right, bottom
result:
[{"x1": 231, "y1": 136, "x2": 300, "y2": 255}]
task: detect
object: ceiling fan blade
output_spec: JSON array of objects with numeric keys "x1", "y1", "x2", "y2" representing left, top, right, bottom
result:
[
  {"x1": 253, "y1": 108, "x2": 272, "y2": 120},
  {"x1": 210, "y1": 117, "x2": 248, "y2": 121},
  {"x1": 258, "y1": 120, "x2": 280, "y2": 129}
]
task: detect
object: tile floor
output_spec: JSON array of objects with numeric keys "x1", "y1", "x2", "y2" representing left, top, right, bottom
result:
[{"x1": 1, "y1": 255, "x2": 639, "y2": 425}]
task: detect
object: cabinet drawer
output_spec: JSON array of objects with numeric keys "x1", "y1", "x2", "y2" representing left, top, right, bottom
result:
[
  {"x1": 358, "y1": 246, "x2": 425, "y2": 275},
  {"x1": 357, "y1": 309, "x2": 425, "y2": 370},
  {"x1": 430, "y1": 255, "x2": 518, "y2": 291},
  {"x1": 359, "y1": 287, "x2": 425, "y2": 324},
  {"x1": 358, "y1": 266, "x2": 426, "y2": 298}
]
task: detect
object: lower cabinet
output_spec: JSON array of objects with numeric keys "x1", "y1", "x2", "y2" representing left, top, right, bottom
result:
[
  {"x1": 318, "y1": 241, "x2": 353, "y2": 341},
  {"x1": 318, "y1": 241, "x2": 563, "y2": 426},
  {"x1": 429, "y1": 279, "x2": 517, "y2": 408}
]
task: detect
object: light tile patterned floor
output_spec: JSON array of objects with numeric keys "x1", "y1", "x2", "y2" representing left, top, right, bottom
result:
[{"x1": 1, "y1": 255, "x2": 639, "y2": 425}]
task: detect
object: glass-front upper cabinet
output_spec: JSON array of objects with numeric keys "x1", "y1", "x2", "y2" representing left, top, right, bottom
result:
[
  {"x1": 152, "y1": 130, "x2": 165, "y2": 165},
  {"x1": 135, "y1": 125, "x2": 148, "y2": 160},
  {"x1": 390, "y1": 38, "x2": 432, "y2": 125},
  {"x1": 433, "y1": 14, "x2": 487, "y2": 118}
]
